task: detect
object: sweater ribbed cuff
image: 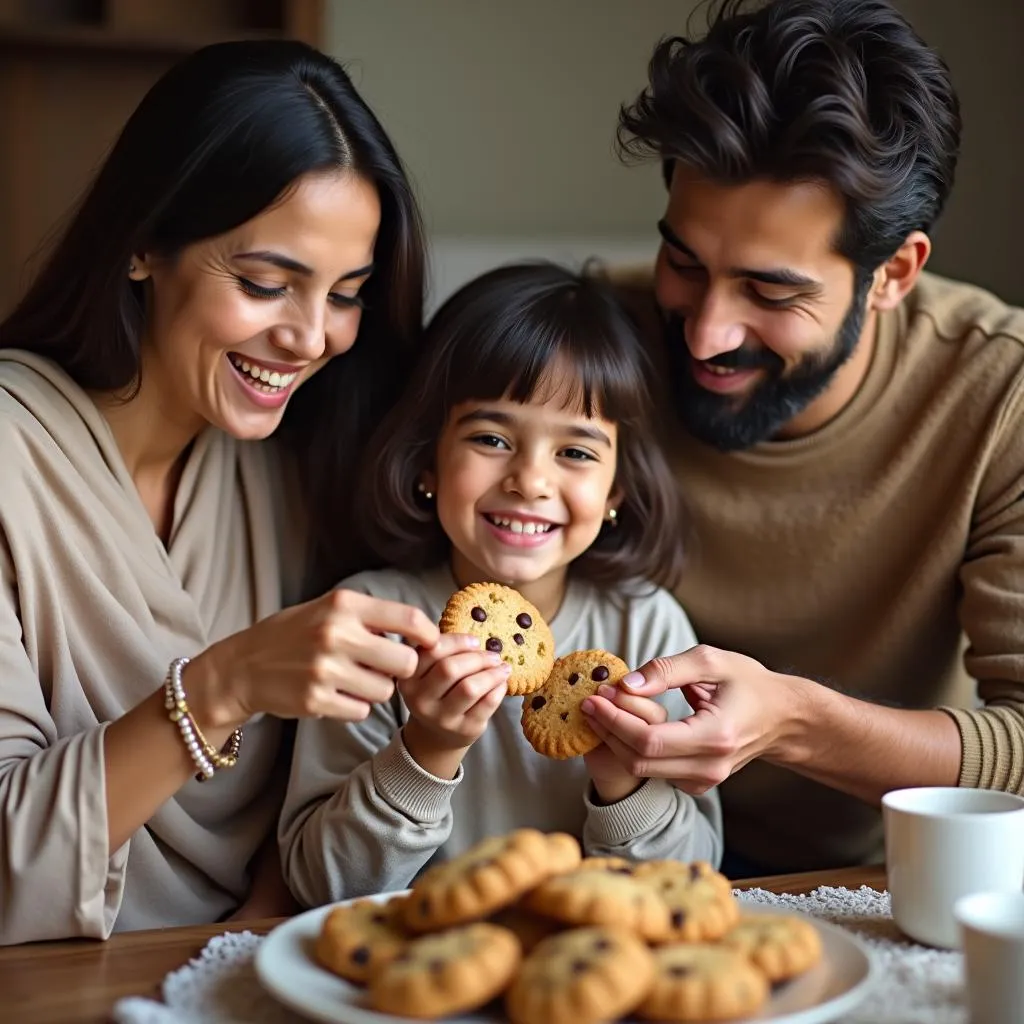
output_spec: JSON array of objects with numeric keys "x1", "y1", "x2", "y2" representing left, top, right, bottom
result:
[
  {"x1": 583, "y1": 778, "x2": 676, "y2": 846},
  {"x1": 940, "y1": 703, "x2": 1024, "y2": 792},
  {"x1": 370, "y1": 733, "x2": 462, "y2": 823}
]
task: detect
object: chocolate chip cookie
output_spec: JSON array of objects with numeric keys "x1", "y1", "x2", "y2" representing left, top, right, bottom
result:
[
  {"x1": 505, "y1": 926, "x2": 655, "y2": 1024},
  {"x1": 439, "y1": 583, "x2": 554, "y2": 695},
  {"x1": 521, "y1": 650, "x2": 629, "y2": 759}
]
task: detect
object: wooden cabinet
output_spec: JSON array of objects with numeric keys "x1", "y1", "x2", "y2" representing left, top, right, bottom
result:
[{"x1": 0, "y1": 0, "x2": 324, "y2": 315}]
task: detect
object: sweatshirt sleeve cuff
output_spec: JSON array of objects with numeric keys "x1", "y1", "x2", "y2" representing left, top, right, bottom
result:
[
  {"x1": 940, "y1": 704, "x2": 1024, "y2": 791},
  {"x1": 583, "y1": 778, "x2": 676, "y2": 846},
  {"x1": 370, "y1": 732, "x2": 463, "y2": 822}
]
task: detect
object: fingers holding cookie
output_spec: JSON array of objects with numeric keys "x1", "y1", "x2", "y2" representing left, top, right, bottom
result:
[
  {"x1": 404, "y1": 645, "x2": 510, "y2": 718},
  {"x1": 593, "y1": 684, "x2": 670, "y2": 725},
  {"x1": 400, "y1": 644, "x2": 511, "y2": 771}
]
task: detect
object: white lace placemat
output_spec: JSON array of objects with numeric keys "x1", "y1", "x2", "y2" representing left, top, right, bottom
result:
[{"x1": 112, "y1": 885, "x2": 968, "y2": 1024}]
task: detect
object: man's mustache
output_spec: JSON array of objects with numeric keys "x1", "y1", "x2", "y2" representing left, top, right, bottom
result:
[{"x1": 665, "y1": 314, "x2": 783, "y2": 373}]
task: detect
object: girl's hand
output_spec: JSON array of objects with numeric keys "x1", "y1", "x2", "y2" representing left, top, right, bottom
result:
[
  {"x1": 583, "y1": 687, "x2": 668, "y2": 804},
  {"x1": 399, "y1": 633, "x2": 510, "y2": 777},
  {"x1": 184, "y1": 588, "x2": 440, "y2": 729}
]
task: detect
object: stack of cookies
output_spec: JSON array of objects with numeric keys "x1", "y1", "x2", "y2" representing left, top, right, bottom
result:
[
  {"x1": 315, "y1": 828, "x2": 823, "y2": 1023},
  {"x1": 438, "y1": 582, "x2": 630, "y2": 759}
]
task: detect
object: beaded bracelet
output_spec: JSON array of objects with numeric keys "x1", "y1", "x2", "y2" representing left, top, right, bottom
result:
[{"x1": 163, "y1": 656, "x2": 243, "y2": 781}]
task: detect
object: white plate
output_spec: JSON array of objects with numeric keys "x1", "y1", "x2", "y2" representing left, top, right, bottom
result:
[{"x1": 255, "y1": 894, "x2": 878, "y2": 1024}]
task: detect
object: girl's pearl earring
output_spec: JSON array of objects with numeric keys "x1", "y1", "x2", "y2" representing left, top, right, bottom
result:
[{"x1": 417, "y1": 481, "x2": 434, "y2": 501}]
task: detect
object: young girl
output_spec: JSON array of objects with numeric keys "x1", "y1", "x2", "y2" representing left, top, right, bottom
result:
[{"x1": 280, "y1": 262, "x2": 722, "y2": 907}]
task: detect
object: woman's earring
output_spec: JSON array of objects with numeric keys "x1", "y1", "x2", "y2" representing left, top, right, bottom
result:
[
  {"x1": 605, "y1": 508, "x2": 619, "y2": 527},
  {"x1": 128, "y1": 260, "x2": 137, "y2": 276},
  {"x1": 417, "y1": 481, "x2": 434, "y2": 501}
]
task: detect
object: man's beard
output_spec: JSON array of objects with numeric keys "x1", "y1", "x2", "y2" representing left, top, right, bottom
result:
[{"x1": 665, "y1": 283, "x2": 871, "y2": 451}]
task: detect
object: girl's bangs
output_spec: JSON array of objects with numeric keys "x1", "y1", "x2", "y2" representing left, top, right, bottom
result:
[{"x1": 440, "y1": 309, "x2": 643, "y2": 423}]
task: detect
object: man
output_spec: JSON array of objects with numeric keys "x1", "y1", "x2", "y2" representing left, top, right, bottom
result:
[{"x1": 581, "y1": 0, "x2": 1024, "y2": 877}]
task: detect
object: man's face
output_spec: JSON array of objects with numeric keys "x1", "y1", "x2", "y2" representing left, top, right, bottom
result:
[{"x1": 655, "y1": 167, "x2": 871, "y2": 450}]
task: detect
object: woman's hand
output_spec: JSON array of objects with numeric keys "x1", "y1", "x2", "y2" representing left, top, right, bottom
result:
[
  {"x1": 399, "y1": 633, "x2": 510, "y2": 778},
  {"x1": 583, "y1": 686, "x2": 668, "y2": 804},
  {"x1": 186, "y1": 588, "x2": 440, "y2": 730}
]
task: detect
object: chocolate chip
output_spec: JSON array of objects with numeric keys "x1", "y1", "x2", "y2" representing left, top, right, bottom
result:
[
  {"x1": 671, "y1": 909, "x2": 687, "y2": 928},
  {"x1": 568, "y1": 673, "x2": 580, "y2": 685},
  {"x1": 611, "y1": 866, "x2": 633, "y2": 875},
  {"x1": 513, "y1": 633, "x2": 525, "y2": 645},
  {"x1": 371, "y1": 912, "x2": 387, "y2": 924},
  {"x1": 560, "y1": 712, "x2": 568, "y2": 721},
  {"x1": 570, "y1": 959, "x2": 589, "y2": 974},
  {"x1": 669, "y1": 965, "x2": 693, "y2": 978},
  {"x1": 485, "y1": 637, "x2": 503, "y2": 653},
  {"x1": 351, "y1": 946, "x2": 371, "y2": 965},
  {"x1": 591, "y1": 665, "x2": 609, "y2": 682},
  {"x1": 395, "y1": 951, "x2": 413, "y2": 964},
  {"x1": 531, "y1": 695, "x2": 546, "y2": 710},
  {"x1": 690, "y1": 864, "x2": 702, "y2": 880},
  {"x1": 471, "y1": 606, "x2": 487, "y2": 622},
  {"x1": 593, "y1": 938, "x2": 612, "y2": 951},
  {"x1": 429, "y1": 958, "x2": 446, "y2": 973},
  {"x1": 516, "y1": 613, "x2": 532, "y2": 629}
]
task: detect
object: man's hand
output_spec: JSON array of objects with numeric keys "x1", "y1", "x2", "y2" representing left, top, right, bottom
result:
[{"x1": 581, "y1": 645, "x2": 806, "y2": 794}]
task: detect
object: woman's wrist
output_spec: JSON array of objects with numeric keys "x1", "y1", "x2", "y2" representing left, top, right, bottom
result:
[{"x1": 178, "y1": 649, "x2": 246, "y2": 737}]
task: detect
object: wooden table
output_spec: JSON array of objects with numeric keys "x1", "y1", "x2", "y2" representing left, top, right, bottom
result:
[{"x1": 0, "y1": 864, "x2": 887, "y2": 1024}]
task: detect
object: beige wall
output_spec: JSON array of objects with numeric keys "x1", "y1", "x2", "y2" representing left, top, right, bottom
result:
[
  {"x1": 893, "y1": 0, "x2": 1024, "y2": 303},
  {"x1": 327, "y1": 0, "x2": 1023, "y2": 305}
]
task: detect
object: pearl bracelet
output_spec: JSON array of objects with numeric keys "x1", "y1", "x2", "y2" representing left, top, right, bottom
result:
[{"x1": 163, "y1": 656, "x2": 243, "y2": 781}]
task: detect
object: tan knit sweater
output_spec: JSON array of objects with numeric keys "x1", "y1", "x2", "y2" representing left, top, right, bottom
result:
[{"x1": 616, "y1": 270, "x2": 1024, "y2": 871}]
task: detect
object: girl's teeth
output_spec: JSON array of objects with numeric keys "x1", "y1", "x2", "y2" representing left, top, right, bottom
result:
[{"x1": 490, "y1": 516, "x2": 551, "y2": 534}]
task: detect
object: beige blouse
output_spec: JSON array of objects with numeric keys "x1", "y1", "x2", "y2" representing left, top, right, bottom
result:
[{"x1": 0, "y1": 350, "x2": 300, "y2": 943}]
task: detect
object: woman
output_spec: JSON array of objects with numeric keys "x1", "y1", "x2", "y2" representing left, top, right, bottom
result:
[{"x1": 0, "y1": 40, "x2": 438, "y2": 944}]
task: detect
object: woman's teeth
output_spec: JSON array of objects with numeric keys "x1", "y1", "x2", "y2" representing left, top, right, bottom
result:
[
  {"x1": 486, "y1": 515, "x2": 553, "y2": 535},
  {"x1": 228, "y1": 354, "x2": 298, "y2": 392},
  {"x1": 703, "y1": 364, "x2": 739, "y2": 376}
]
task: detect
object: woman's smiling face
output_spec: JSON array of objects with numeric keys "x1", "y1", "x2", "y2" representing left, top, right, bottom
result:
[{"x1": 130, "y1": 169, "x2": 380, "y2": 441}]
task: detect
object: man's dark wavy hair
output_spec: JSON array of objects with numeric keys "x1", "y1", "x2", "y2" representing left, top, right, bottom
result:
[{"x1": 618, "y1": 0, "x2": 962, "y2": 272}]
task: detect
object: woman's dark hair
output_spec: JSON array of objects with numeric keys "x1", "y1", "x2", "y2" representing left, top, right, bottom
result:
[
  {"x1": 0, "y1": 40, "x2": 425, "y2": 594},
  {"x1": 358, "y1": 261, "x2": 687, "y2": 592},
  {"x1": 618, "y1": 0, "x2": 962, "y2": 273}
]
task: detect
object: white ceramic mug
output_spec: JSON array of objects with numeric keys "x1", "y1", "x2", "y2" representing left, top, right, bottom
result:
[
  {"x1": 882, "y1": 787, "x2": 1024, "y2": 948},
  {"x1": 955, "y1": 891, "x2": 1024, "y2": 1024}
]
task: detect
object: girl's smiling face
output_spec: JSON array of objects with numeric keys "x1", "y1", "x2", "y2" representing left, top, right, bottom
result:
[{"x1": 427, "y1": 369, "x2": 620, "y2": 617}]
